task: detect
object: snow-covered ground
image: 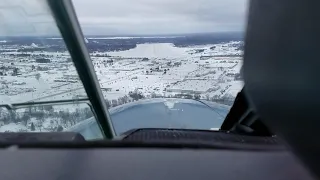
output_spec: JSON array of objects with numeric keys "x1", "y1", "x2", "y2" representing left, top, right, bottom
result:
[
  {"x1": 0, "y1": 40, "x2": 244, "y2": 133},
  {"x1": 108, "y1": 43, "x2": 192, "y2": 58}
]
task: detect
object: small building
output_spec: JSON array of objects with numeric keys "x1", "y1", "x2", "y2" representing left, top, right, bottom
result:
[
  {"x1": 173, "y1": 62, "x2": 182, "y2": 66},
  {"x1": 36, "y1": 58, "x2": 51, "y2": 63},
  {"x1": 101, "y1": 88, "x2": 112, "y2": 92},
  {"x1": 107, "y1": 59, "x2": 114, "y2": 63},
  {"x1": 200, "y1": 56, "x2": 212, "y2": 60}
]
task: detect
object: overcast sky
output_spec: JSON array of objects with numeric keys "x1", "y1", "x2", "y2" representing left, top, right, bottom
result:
[
  {"x1": 0, "y1": 0, "x2": 248, "y2": 36},
  {"x1": 74, "y1": 0, "x2": 248, "y2": 35}
]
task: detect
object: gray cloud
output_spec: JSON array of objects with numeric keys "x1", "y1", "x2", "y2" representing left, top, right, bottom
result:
[
  {"x1": 73, "y1": 0, "x2": 248, "y2": 35},
  {"x1": 0, "y1": 0, "x2": 58, "y2": 36},
  {"x1": 0, "y1": 0, "x2": 248, "y2": 36}
]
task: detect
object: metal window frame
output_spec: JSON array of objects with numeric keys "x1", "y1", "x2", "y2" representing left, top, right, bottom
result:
[
  {"x1": 0, "y1": 98, "x2": 90, "y2": 110},
  {"x1": 46, "y1": 0, "x2": 115, "y2": 139}
]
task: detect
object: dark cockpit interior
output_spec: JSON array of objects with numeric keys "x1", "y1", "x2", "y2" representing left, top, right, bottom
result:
[{"x1": 0, "y1": 0, "x2": 319, "y2": 180}]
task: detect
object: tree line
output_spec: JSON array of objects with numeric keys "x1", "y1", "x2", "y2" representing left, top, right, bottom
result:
[
  {"x1": 0, "y1": 104, "x2": 93, "y2": 132},
  {"x1": 0, "y1": 89, "x2": 234, "y2": 132}
]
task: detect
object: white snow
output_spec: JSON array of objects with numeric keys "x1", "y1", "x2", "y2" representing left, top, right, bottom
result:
[
  {"x1": 0, "y1": 123, "x2": 27, "y2": 132},
  {"x1": 108, "y1": 43, "x2": 191, "y2": 58},
  {"x1": 0, "y1": 40, "x2": 244, "y2": 133},
  {"x1": 88, "y1": 36, "x2": 184, "y2": 39},
  {"x1": 164, "y1": 99, "x2": 177, "y2": 109},
  {"x1": 30, "y1": 43, "x2": 38, "y2": 48},
  {"x1": 84, "y1": 38, "x2": 89, "y2": 43}
]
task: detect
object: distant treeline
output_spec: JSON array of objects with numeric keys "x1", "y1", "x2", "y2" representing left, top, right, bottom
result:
[
  {"x1": 2, "y1": 33, "x2": 244, "y2": 53},
  {"x1": 0, "y1": 90, "x2": 234, "y2": 132}
]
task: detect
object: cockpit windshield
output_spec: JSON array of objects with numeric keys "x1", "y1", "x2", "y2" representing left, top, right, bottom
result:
[
  {"x1": 0, "y1": 0, "x2": 87, "y2": 103},
  {"x1": 0, "y1": 0, "x2": 246, "y2": 139}
]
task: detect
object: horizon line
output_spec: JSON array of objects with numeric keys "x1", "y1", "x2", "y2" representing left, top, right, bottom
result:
[{"x1": 0, "y1": 31, "x2": 244, "y2": 38}]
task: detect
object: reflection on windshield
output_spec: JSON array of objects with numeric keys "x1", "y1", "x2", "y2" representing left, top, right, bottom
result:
[
  {"x1": 0, "y1": 0, "x2": 245, "y2": 136},
  {"x1": 0, "y1": 103, "x2": 94, "y2": 133},
  {"x1": 0, "y1": 1, "x2": 86, "y2": 104}
]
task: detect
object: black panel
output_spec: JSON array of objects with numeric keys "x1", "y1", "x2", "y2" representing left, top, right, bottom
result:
[
  {"x1": 0, "y1": 148, "x2": 314, "y2": 180},
  {"x1": 0, "y1": 132, "x2": 85, "y2": 142},
  {"x1": 122, "y1": 129, "x2": 281, "y2": 147},
  {"x1": 243, "y1": 0, "x2": 320, "y2": 178},
  {"x1": 221, "y1": 89, "x2": 248, "y2": 130}
]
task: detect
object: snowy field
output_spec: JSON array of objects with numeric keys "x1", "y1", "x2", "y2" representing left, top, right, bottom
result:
[
  {"x1": 0, "y1": 40, "x2": 244, "y2": 132},
  {"x1": 0, "y1": 41, "x2": 243, "y2": 104}
]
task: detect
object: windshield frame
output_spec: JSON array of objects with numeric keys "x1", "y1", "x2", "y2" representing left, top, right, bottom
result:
[{"x1": 46, "y1": 0, "x2": 115, "y2": 139}]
